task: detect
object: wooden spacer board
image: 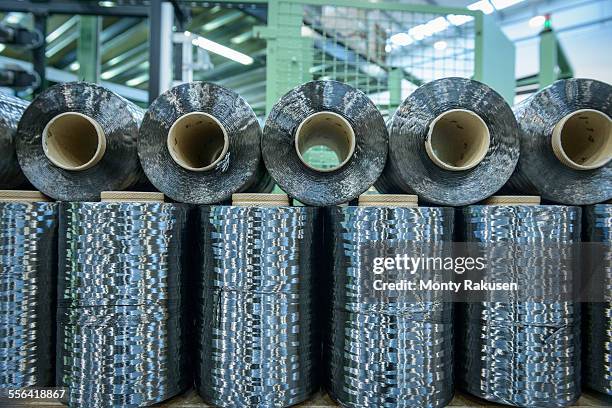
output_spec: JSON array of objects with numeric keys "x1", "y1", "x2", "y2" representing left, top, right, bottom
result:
[
  {"x1": 358, "y1": 194, "x2": 418, "y2": 207},
  {"x1": 0, "y1": 190, "x2": 52, "y2": 203},
  {"x1": 101, "y1": 191, "x2": 165, "y2": 203},
  {"x1": 483, "y1": 195, "x2": 541, "y2": 205},
  {"x1": 232, "y1": 193, "x2": 290, "y2": 207}
]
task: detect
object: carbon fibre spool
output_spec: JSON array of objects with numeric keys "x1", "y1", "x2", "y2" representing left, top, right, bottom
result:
[
  {"x1": 583, "y1": 204, "x2": 612, "y2": 395},
  {"x1": 0, "y1": 201, "x2": 57, "y2": 387},
  {"x1": 262, "y1": 80, "x2": 388, "y2": 206},
  {"x1": 196, "y1": 205, "x2": 319, "y2": 407},
  {"x1": 505, "y1": 78, "x2": 611, "y2": 205},
  {"x1": 138, "y1": 82, "x2": 272, "y2": 204},
  {"x1": 16, "y1": 82, "x2": 144, "y2": 201},
  {"x1": 376, "y1": 77, "x2": 519, "y2": 206},
  {"x1": 458, "y1": 205, "x2": 582, "y2": 407},
  {"x1": 0, "y1": 93, "x2": 28, "y2": 188},
  {"x1": 325, "y1": 206, "x2": 455, "y2": 408},
  {"x1": 57, "y1": 202, "x2": 189, "y2": 407}
]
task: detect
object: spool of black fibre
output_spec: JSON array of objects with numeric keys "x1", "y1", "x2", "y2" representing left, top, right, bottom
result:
[
  {"x1": 0, "y1": 93, "x2": 28, "y2": 188},
  {"x1": 0, "y1": 197, "x2": 57, "y2": 387},
  {"x1": 262, "y1": 80, "x2": 388, "y2": 206},
  {"x1": 196, "y1": 204, "x2": 319, "y2": 407},
  {"x1": 376, "y1": 77, "x2": 519, "y2": 206},
  {"x1": 16, "y1": 82, "x2": 144, "y2": 201},
  {"x1": 458, "y1": 203, "x2": 581, "y2": 407},
  {"x1": 505, "y1": 78, "x2": 611, "y2": 204},
  {"x1": 583, "y1": 204, "x2": 612, "y2": 396},
  {"x1": 325, "y1": 202, "x2": 454, "y2": 408},
  {"x1": 138, "y1": 82, "x2": 272, "y2": 204},
  {"x1": 57, "y1": 200, "x2": 189, "y2": 406}
]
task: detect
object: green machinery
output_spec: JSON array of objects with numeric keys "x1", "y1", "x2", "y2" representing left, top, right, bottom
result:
[
  {"x1": 250, "y1": 0, "x2": 515, "y2": 168},
  {"x1": 516, "y1": 18, "x2": 573, "y2": 93},
  {"x1": 1, "y1": 0, "x2": 517, "y2": 170}
]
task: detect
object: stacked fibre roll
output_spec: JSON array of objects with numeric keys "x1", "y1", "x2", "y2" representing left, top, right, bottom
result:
[
  {"x1": 0, "y1": 93, "x2": 28, "y2": 188},
  {"x1": 139, "y1": 82, "x2": 272, "y2": 204},
  {"x1": 458, "y1": 205, "x2": 581, "y2": 407},
  {"x1": 263, "y1": 80, "x2": 388, "y2": 206},
  {"x1": 16, "y1": 82, "x2": 145, "y2": 201},
  {"x1": 376, "y1": 77, "x2": 519, "y2": 206},
  {"x1": 57, "y1": 202, "x2": 189, "y2": 407},
  {"x1": 505, "y1": 78, "x2": 611, "y2": 204},
  {"x1": 0, "y1": 200, "x2": 57, "y2": 387},
  {"x1": 583, "y1": 204, "x2": 612, "y2": 395},
  {"x1": 196, "y1": 205, "x2": 319, "y2": 407},
  {"x1": 326, "y1": 206, "x2": 454, "y2": 408}
]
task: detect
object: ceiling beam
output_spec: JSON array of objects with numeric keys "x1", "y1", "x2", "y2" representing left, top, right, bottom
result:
[{"x1": 0, "y1": 1, "x2": 148, "y2": 17}]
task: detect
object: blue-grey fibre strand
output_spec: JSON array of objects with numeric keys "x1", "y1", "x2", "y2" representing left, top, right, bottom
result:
[
  {"x1": 583, "y1": 204, "x2": 612, "y2": 395},
  {"x1": 16, "y1": 82, "x2": 145, "y2": 201},
  {"x1": 262, "y1": 80, "x2": 388, "y2": 206},
  {"x1": 458, "y1": 205, "x2": 582, "y2": 407},
  {"x1": 376, "y1": 77, "x2": 519, "y2": 206},
  {"x1": 138, "y1": 82, "x2": 273, "y2": 204},
  {"x1": 504, "y1": 78, "x2": 611, "y2": 204},
  {"x1": 56, "y1": 202, "x2": 189, "y2": 407},
  {"x1": 0, "y1": 93, "x2": 28, "y2": 188},
  {"x1": 325, "y1": 206, "x2": 455, "y2": 408},
  {"x1": 0, "y1": 202, "x2": 57, "y2": 387},
  {"x1": 196, "y1": 206, "x2": 319, "y2": 407}
]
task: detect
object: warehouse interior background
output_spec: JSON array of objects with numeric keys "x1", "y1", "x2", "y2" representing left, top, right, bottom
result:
[{"x1": 1, "y1": 0, "x2": 610, "y2": 115}]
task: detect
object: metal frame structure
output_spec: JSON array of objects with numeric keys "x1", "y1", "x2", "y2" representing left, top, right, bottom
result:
[
  {"x1": 0, "y1": 2, "x2": 148, "y2": 17},
  {"x1": 255, "y1": 0, "x2": 515, "y2": 113},
  {"x1": 77, "y1": 16, "x2": 101, "y2": 83},
  {"x1": 0, "y1": 0, "x2": 164, "y2": 99},
  {"x1": 0, "y1": 0, "x2": 516, "y2": 110},
  {"x1": 516, "y1": 23, "x2": 573, "y2": 95}
]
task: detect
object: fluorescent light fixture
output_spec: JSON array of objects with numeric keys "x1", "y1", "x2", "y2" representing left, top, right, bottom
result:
[
  {"x1": 126, "y1": 74, "x2": 148, "y2": 87},
  {"x1": 361, "y1": 63, "x2": 385, "y2": 78},
  {"x1": 447, "y1": 14, "x2": 474, "y2": 26},
  {"x1": 490, "y1": 0, "x2": 523, "y2": 10},
  {"x1": 468, "y1": 0, "x2": 494, "y2": 15},
  {"x1": 408, "y1": 25, "x2": 427, "y2": 40},
  {"x1": 408, "y1": 17, "x2": 449, "y2": 40},
  {"x1": 426, "y1": 16, "x2": 450, "y2": 34},
  {"x1": 191, "y1": 34, "x2": 254, "y2": 65},
  {"x1": 98, "y1": 1, "x2": 115, "y2": 7},
  {"x1": 69, "y1": 62, "x2": 80, "y2": 71},
  {"x1": 390, "y1": 32, "x2": 413, "y2": 46},
  {"x1": 46, "y1": 16, "x2": 78, "y2": 43},
  {"x1": 5, "y1": 13, "x2": 21, "y2": 24},
  {"x1": 434, "y1": 41, "x2": 447, "y2": 50},
  {"x1": 101, "y1": 60, "x2": 147, "y2": 80},
  {"x1": 529, "y1": 15, "x2": 546, "y2": 28},
  {"x1": 301, "y1": 26, "x2": 315, "y2": 37},
  {"x1": 231, "y1": 31, "x2": 253, "y2": 44}
]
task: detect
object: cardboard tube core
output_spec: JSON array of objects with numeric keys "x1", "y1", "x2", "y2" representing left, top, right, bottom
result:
[
  {"x1": 42, "y1": 112, "x2": 106, "y2": 171},
  {"x1": 426, "y1": 109, "x2": 490, "y2": 171},
  {"x1": 167, "y1": 112, "x2": 229, "y2": 172},
  {"x1": 551, "y1": 109, "x2": 612, "y2": 170},
  {"x1": 295, "y1": 111, "x2": 356, "y2": 172}
]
